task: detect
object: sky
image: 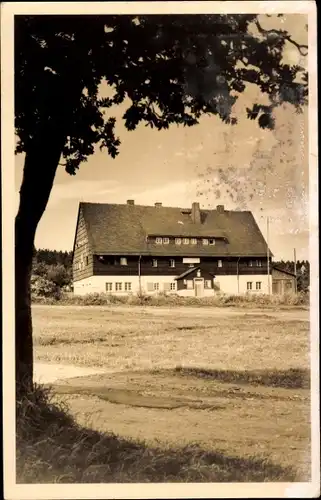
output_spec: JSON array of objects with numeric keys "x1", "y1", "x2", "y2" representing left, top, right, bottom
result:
[{"x1": 14, "y1": 14, "x2": 309, "y2": 261}]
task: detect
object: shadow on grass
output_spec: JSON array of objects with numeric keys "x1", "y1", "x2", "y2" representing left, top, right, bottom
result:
[
  {"x1": 17, "y1": 384, "x2": 297, "y2": 483},
  {"x1": 172, "y1": 367, "x2": 310, "y2": 389}
]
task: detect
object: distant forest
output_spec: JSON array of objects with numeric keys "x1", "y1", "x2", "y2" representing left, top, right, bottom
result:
[{"x1": 32, "y1": 249, "x2": 310, "y2": 295}]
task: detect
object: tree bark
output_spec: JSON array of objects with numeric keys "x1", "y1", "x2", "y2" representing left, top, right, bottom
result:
[{"x1": 15, "y1": 127, "x2": 66, "y2": 397}]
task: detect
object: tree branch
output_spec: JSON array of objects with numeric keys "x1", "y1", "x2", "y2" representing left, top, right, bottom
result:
[{"x1": 255, "y1": 19, "x2": 308, "y2": 56}]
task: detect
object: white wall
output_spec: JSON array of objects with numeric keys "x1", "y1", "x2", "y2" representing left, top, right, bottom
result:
[
  {"x1": 216, "y1": 274, "x2": 272, "y2": 294},
  {"x1": 74, "y1": 274, "x2": 272, "y2": 296},
  {"x1": 73, "y1": 275, "x2": 179, "y2": 296}
]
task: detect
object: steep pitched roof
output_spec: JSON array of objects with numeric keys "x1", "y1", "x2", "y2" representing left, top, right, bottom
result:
[{"x1": 79, "y1": 201, "x2": 273, "y2": 257}]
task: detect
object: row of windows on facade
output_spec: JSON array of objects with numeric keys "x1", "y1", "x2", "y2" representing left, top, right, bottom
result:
[
  {"x1": 247, "y1": 281, "x2": 262, "y2": 290},
  {"x1": 105, "y1": 282, "x2": 177, "y2": 292},
  {"x1": 153, "y1": 237, "x2": 216, "y2": 246}
]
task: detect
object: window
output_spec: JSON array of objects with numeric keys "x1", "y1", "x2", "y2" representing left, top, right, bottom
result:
[
  {"x1": 85, "y1": 256, "x2": 89, "y2": 266},
  {"x1": 205, "y1": 280, "x2": 212, "y2": 289},
  {"x1": 202, "y1": 239, "x2": 209, "y2": 245},
  {"x1": 256, "y1": 282, "x2": 262, "y2": 290},
  {"x1": 218, "y1": 259, "x2": 223, "y2": 268},
  {"x1": 186, "y1": 280, "x2": 194, "y2": 289},
  {"x1": 125, "y1": 282, "x2": 132, "y2": 292},
  {"x1": 183, "y1": 238, "x2": 190, "y2": 245},
  {"x1": 153, "y1": 283, "x2": 159, "y2": 291},
  {"x1": 115, "y1": 282, "x2": 122, "y2": 291},
  {"x1": 191, "y1": 238, "x2": 197, "y2": 245},
  {"x1": 247, "y1": 282, "x2": 253, "y2": 291},
  {"x1": 105, "y1": 282, "x2": 113, "y2": 292},
  {"x1": 169, "y1": 259, "x2": 175, "y2": 268},
  {"x1": 209, "y1": 238, "x2": 215, "y2": 246},
  {"x1": 170, "y1": 282, "x2": 176, "y2": 291},
  {"x1": 120, "y1": 257, "x2": 127, "y2": 266},
  {"x1": 152, "y1": 259, "x2": 158, "y2": 267},
  {"x1": 175, "y1": 238, "x2": 182, "y2": 245},
  {"x1": 147, "y1": 282, "x2": 154, "y2": 292},
  {"x1": 256, "y1": 260, "x2": 262, "y2": 267},
  {"x1": 188, "y1": 263, "x2": 194, "y2": 268},
  {"x1": 156, "y1": 237, "x2": 162, "y2": 245},
  {"x1": 163, "y1": 237, "x2": 169, "y2": 245},
  {"x1": 249, "y1": 260, "x2": 253, "y2": 267}
]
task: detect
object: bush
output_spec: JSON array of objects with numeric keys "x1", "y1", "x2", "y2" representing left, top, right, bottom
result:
[{"x1": 31, "y1": 275, "x2": 61, "y2": 300}]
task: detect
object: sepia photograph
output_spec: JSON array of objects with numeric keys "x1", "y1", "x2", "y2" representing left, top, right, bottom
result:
[{"x1": 1, "y1": 1, "x2": 319, "y2": 498}]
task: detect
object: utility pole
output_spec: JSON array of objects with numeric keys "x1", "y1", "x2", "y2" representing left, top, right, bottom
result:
[
  {"x1": 267, "y1": 216, "x2": 270, "y2": 294},
  {"x1": 294, "y1": 248, "x2": 297, "y2": 294}
]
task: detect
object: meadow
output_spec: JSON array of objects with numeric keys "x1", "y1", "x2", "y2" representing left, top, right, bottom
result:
[{"x1": 17, "y1": 303, "x2": 311, "y2": 483}]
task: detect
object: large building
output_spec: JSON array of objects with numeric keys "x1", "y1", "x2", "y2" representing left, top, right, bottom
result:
[{"x1": 72, "y1": 200, "x2": 274, "y2": 296}]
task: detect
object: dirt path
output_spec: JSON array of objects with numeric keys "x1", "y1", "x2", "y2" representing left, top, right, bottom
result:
[
  {"x1": 33, "y1": 304, "x2": 310, "y2": 322},
  {"x1": 34, "y1": 362, "x2": 108, "y2": 384}
]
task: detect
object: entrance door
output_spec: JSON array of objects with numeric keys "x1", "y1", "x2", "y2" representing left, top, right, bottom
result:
[{"x1": 194, "y1": 278, "x2": 204, "y2": 297}]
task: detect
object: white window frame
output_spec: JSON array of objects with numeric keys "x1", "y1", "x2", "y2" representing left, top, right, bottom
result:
[
  {"x1": 153, "y1": 283, "x2": 159, "y2": 291},
  {"x1": 247, "y1": 282, "x2": 253, "y2": 291},
  {"x1": 218, "y1": 259, "x2": 223, "y2": 268},
  {"x1": 125, "y1": 282, "x2": 132, "y2": 292},
  {"x1": 183, "y1": 238, "x2": 190, "y2": 245},
  {"x1": 120, "y1": 257, "x2": 127, "y2": 266},
  {"x1": 209, "y1": 238, "x2": 215, "y2": 246},
  {"x1": 169, "y1": 259, "x2": 175, "y2": 268},
  {"x1": 191, "y1": 238, "x2": 197, "y2": 245},
  {"x1": 163, "y1": 237, "x2": 170, "y2": 245},
  {"x1": 105, "y1": 282, "x2": 113, "y2": 292},
  {"x1": 152, "y1": 259, "x2": 158, "y2": 268},
  {"x1": 170, "y1": 282, "x2": 176, "y2": 291},
  {"x1": 256, "y1": 281, "x2": 262, "y2": 290},
  {"x1": 155, "y1": 237, "x2": 162, "y2": 245},
  {"x1": 175, "y1": 238, "x2": 182, "y2": 245},
  {"x1": 202, "y1": 239, "x2": 209, "y2": 245},
  {"x1": 115, "y1": 282, "x2": 122, "y2": 292}
]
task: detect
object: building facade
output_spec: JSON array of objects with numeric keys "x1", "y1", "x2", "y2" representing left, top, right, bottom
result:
[
  {"x1": 72, "y1": 200, "x2": 273, "y2": 296},
  {"x1": 272, "y1": 267, "x2": 297, "y2": 294}
]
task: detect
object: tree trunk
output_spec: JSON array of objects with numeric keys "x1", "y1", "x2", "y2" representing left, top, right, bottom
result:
[{"x1": 15, "y1": 128, "x2": 66, "y2": 397}]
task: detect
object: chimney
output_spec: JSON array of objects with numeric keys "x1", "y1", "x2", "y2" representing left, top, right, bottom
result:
[
  {"x1": 155, "y1": 202, "x2": 162, "y2": 208},
  {"x1": 127, "y1": 200, "x2": 135, "y2": 205},
  {"x1": 217, "y1": 205, "x2": 225, "y2": 214},
  {"x1": 192, "y1": 202, "x2": 201, "y2": 224}
]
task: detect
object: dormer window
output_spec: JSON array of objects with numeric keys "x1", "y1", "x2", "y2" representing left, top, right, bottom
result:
[
  {"x1": 202, "y1": 239, "x2": 209, "y2": 245},
  {"x1": 163, "y1": 237, "x2": 169, "y2": 245},
  {"x1": 155, "y1": 237, "x2": 162, "y2": 245},
  {"x1": 183, "y1": 238, "x2": 189, "y2": 245},
  {"x1": 175, "y1": 238, "x2": 182, "y2": 245},
  {"x1": 191, "y1": 238, "x2": 197, "y2": 245}
]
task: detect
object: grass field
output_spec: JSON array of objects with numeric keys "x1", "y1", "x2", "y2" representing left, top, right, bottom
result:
[{"x1": 17, "y1": 304, "x2": 311, "y2": 483}]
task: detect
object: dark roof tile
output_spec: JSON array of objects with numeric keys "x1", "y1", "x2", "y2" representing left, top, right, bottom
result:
[{"x1": 80, "y1": 202, "x2": 273, "y2": 257}]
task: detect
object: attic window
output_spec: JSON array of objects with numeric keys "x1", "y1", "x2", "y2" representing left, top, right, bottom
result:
[
  {"x1": 183, "y1": 238, "x2": 189, "y2": 245},
  {"x1": 163, "y1": 237, "x2": 169, "y2": 245},
  {"x1": 175, "y1": 238, "x2": 182, "y2": 245},
  {"x1": 202, "y1": 239, "x2": 209, "y2": 245},
  {"x1": 218, "y1": 259, "x2": 223, "y2": 268},
  {"x1": 120, "y1": 257, "x2": 127, "y2": 266},
  {"x1": 156, "y1": 237, "x2": 162, "y2": 245},
  {"x1": 152, "y1": 259, "x2": 158, "y2": 267},
  {"x1": 191, "y1": 238, "x2": 197, "y2": 245},
  {"x1": 209, "y1": 238, "x2": 215, "y2": 246}
]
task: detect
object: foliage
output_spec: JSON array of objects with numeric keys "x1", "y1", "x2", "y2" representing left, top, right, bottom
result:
[
  {"x1": 30, "y1": 275, "x2": 61, "y2": 300},
  {"x1": 15, "y1": 14, "x2": 308, "y2": 174}
]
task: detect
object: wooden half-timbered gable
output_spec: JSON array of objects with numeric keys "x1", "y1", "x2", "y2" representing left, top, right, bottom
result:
[{"x1": 72, "y1": 200, "x2": 274, "y2": 296}]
